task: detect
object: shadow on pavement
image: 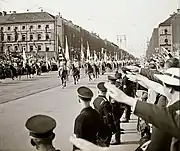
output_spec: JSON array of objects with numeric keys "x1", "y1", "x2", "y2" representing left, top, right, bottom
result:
[{"x1": 121, "y1": 140, "x2": 139, "y2": 145}]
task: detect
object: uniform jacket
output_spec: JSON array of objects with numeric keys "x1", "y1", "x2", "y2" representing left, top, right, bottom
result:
[
  {"x1": 93, "y1": 96, "x2": 116, "y2": 134},
  {"x1": 135, "y1": 100, "x2": 180, "y2": 151},
  {"x1": 73, "y1": 107, "x2": 104, "y2": 150}
]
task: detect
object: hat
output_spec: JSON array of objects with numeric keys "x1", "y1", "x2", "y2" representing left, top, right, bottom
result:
[
  {"x1": 108, "y1": 76, "x2": 117, "y2": 83},
  {"x1": 77, "y1": 86, "x2": 93, "y2": 100},
  {"x1": 25, "y1": 115, "x2": 56, "y2": 138},
  {"x1": 115, "y1": 73, "x2": 122, "y2": 79},
  {"x1": 97, "y1": 82, "x2": 107, "y2": 92},
  {"x1": 154, "y1": 68, "x2": 180, "y2": 86}
]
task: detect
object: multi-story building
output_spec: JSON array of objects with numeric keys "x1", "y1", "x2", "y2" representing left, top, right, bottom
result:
[
  {"x1": 158, "y1": 14, "x2": 174, "y2": 53},
  {"x1": 146, "y1": 9, "x2": 180, "y2": 58},
  {"x1": 172, "y1": 11, "x2": 180, "y2": 52},
  {"x1": 0, "y1": 11, "x2": 63, "y2": 59},
  {"x1": 146, "y1": 28, "x2": 159, "y2": 59}
]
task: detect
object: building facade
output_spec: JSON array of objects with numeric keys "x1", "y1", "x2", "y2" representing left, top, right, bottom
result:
[
  {"x1": 146, "y1": 9, "x2": 180, "y2": 58},
  {"x1": 172, "y1": 13, "x2": 180, "y2": 51},
  {"x1": 0, "y1": 11, "x2": 63, "y2": 59}
]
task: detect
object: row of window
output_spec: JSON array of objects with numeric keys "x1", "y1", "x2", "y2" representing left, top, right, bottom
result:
[
  {"x1": 0, "y1": 25, "x2": 50, "y2": 31},
  {"x1": 8, "y1": 45, "x2": 50, "y2": 52},
  {"x1": 1, "y1": 34, "x2": 50, "y2": 41},
  {"x1": 160, "y1": 29, "x2": 171, "y2": 35}
]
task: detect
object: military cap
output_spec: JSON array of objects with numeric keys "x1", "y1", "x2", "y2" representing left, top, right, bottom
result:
[
  {"x1": 108, "y1": 75, "x2": 117, "y2": 83},
  {"x1": 77, "y1": 86, "x2": 93, "y2": 100},
  {"x1": 25, "y1": 115, "x2": 56, "y2": 138},
  {"x1": 115, "y1": 73, "x2": 122, "y2": 79},
  {"x1": 97, "y1": 82, "x2": 107, "y2": 92}
]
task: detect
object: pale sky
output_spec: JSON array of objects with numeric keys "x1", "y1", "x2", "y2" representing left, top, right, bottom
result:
[{"x1": 0, "y1": 0, "x2": 178, "y2": 57}]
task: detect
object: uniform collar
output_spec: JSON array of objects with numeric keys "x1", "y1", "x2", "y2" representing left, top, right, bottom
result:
[{"x1": 80, "y1": 106, "x2": 92, "y2": 114}]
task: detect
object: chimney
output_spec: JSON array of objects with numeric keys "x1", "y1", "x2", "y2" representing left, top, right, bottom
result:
[{"x1": 2, "y1": 11, "x2": 7, "y2": 16}]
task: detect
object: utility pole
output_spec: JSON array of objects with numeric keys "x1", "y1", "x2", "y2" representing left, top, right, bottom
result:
[{"x1": 116, "y1": 34, "x2": 127, "y2": 60}]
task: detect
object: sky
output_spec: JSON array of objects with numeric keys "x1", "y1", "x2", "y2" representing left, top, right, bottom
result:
[{"x1": 0, "y1": 0, "x2": 178, "y2": 57}]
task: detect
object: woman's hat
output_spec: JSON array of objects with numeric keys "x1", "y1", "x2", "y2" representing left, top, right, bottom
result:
[{"x1": 154, "y1": 68, "x2": 180, "y2": 86}]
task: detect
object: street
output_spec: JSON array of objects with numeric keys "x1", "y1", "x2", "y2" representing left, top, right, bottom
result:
[{"x1": 0, "y1": 71, "x2": 139, "y2": 151}]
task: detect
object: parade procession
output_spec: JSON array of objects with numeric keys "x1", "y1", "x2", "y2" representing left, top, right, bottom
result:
[{"x1": 0, "y1": 0, "x2": 180, "y2": 151}]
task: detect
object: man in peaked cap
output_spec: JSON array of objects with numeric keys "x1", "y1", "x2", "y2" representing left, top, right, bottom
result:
[
  {"x1": 108, "y1": 75, "x2": 117, "y2": 85},
  {"x1": 25, "y1": 115, "x2": 61, "y2": 151},
  {"x1": 73, "y1": 86, "x2": 104, "y2": 150},
  {"x1": 93, "y1": 82, "x2": 116, "y2": 146}
]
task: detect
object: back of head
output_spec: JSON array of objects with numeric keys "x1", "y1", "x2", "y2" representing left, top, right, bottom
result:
[{"x1": 165, "y1": 58, "x2": 180, "y2": 68}]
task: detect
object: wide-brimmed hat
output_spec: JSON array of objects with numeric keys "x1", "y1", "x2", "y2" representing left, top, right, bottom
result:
[{"x1": 154, "y1": 68, "x2": 180, "y2": 86}]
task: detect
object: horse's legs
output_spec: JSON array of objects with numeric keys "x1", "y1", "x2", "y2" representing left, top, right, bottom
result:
[{"x1": 73, "y1": 76, "x2": 76, "y2": 85}]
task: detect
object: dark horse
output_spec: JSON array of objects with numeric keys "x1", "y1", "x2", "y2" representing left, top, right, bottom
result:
[
  {"x1": 72, "y1": 64, "x2": 80, "y2": 85},
  {"x1": 87, "y1": 63, "x2": 93, "y2": 81}
]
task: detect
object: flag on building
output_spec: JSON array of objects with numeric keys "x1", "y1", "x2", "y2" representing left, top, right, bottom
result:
[
  {"x1": 65, "y1": 36, "x2": 70, "y2": 61},
  {"x1": 22, "y1": 48, "x2": 26, "y2": 68},
  {"x1": 86, "y1": 41, "x2": 90, "y2": 61}
]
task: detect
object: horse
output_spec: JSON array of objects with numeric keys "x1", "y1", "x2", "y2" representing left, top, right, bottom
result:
[
  {"x1": 58, "y1": 65, "x2": 68, "y2": 88},
  {"x1": 71, "y1": 64, "x2": 80, "y2": 85},
  {"x1": 87, "y1": 63, "x2": 93, "y2": 81}
]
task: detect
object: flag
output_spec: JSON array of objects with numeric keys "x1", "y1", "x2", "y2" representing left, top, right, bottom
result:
[
  {"x1": 94, "y1": 50, "x2": 97, "y2": 61},
  {"x1": 81, "y1": 38, "x2": 84, "y2": 61},
  {"x1": 104, "y1": 50, "x2": 107, "y2": 62},
  {"x1": 86, "y1": 41, "x2": 90, "y2": 61},
  {"x1": 65, "y1": 36, "x2": 70, "y2": 61},
  {"x1": 116, "y1": 52, "x2": 118, "y2": 60},
  {"x1": 22, "y1": 47, "x2": 26, "y2": 68}
]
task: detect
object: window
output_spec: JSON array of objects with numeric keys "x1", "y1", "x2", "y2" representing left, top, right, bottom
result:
[
  {"x1": 7, "y1": 46, "x2": 10, "y2": 51},
  {"x1": 15, "y1": 46, "x2": 18, "y2": 51},
  {"x1": 38, "y1": 25, "x2": 41, "y2": 29},
  {"x1": 8, "y1": 27, "x2": 11, "y2": 30},
  {"x1": 1, "y1": 34, "x2": 4, "y2": 41},
  {"x1": 38, "y1": 34, "x2": 42, "y2": 40},
  {"x1": 165, "y1": 38, "x2": 168, "y2": 43},
  {"x1": 22, "y1": 26, "x2": 25, "y2": 30},
  {"x1": 46, "y1": 34, "x2": 49, "y2": 40},
  {"x1": 46, "y1": 46, "x2": 49, "y2": 52},
  {"x1": 15, "y1": 33, "x2": 18, "y2": 41},
  {"x1": 46, "y1": 25, "x2": 49, "y2": 29},
  {"x1": 7, "y1": 35, "x2": 11, "y2": 41},
  {"x1": 38, "y1": 45, "x2": 41, "y2": 51},
  {"x1": 15, "y1": 27, "x2": 18, "y2": 30},
  {"x1": 30, "y1": 35, "x2": 33, "y2": 41},
  {"x1": 22, "y1": 35, "x2": 26, "y2": 41},
  {"x1": 1, "y1": 27, "x2": 3, "y2": 31},
  {"x1": 30, "y1": 25, "x2": 33, "y2": 29},
  {"x1": 164, "y1": 29, "x2": 168, "y2": 34},
  {"x1": 30, "y1": 46, "x2": 33, "y2": 52}
]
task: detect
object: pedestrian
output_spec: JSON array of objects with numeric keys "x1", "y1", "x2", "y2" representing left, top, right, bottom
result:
[
  {"x1": 25, "y1": 114, "x2": 61, "y2": 151},
  {"x1": 93, "y1": 82, "x2": 116, "y2": 146},
  {"x1": 73, "y1": 86, "x2": 105, "y2": 150},
  {"x1": 107, "y1": 75, "x2": 124, "y2": 145},
  {"x1": 104, "y1": 68, "x2": 180, "y2": 151}
]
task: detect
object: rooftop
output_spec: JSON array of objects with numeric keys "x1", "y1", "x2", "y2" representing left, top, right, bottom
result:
[
  {"x1": 0, "y1": 12, "x2": 55, "y2": 25},
  {"x1": 159, "y1": 11, "x2": 180, "y2": 26}
]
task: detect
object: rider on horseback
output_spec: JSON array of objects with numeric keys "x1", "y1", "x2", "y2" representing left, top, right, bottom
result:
[{"x1": 58, "y1": 62, "x2": 68, "y2": 88}]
